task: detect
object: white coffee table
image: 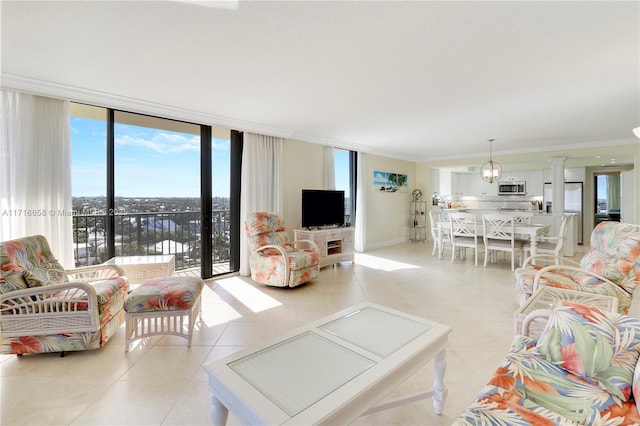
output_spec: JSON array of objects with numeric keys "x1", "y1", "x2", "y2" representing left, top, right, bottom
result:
[{"x1": 203, "y1": 302, "x2": 451, "y2": 425}]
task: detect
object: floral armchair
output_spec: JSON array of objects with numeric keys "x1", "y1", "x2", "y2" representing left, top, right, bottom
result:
[
  {"x1": 455, "y1": 302, "x2": 640, "y2": 424},
  {"x1": 1, "y1": 235, "x2": 129, "y2": 355},
  {"x1": 245, "y1": 212, "x2": 320, "y2": 287},
  {"x1": 515, "y1": 221, "x2": 640, "y2": 314}
]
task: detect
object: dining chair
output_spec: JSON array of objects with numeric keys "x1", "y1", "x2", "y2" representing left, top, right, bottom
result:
[
  {"x1": 509, "y1": 211, "x2": 534, "y2": 246},
  {"x1": 522, "y1": 215, "x2": 570, "y2": 264},
  {"x1": 510, "y1": 212, "x2": 533, "y2": 224},
  {"x1": 449, "y1": 212, "x2": 480, "y2": 266},
  {"x1": 429, "y1": 209, "x2": 450, "y2": 256},
  {"x1": 482, "y1": 213, "x2": 523, "y2": 271}
]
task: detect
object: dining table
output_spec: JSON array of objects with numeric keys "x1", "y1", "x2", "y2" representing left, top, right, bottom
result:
[{"x1": 435, "y1": 221, "x2": 551, "y2": 261}]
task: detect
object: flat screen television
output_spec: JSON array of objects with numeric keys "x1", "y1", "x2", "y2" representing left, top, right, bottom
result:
[{"x1": 301, "y1": 189, "x2": 345, "y2": 229}]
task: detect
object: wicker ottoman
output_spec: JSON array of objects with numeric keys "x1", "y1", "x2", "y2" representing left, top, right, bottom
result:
[{"x1": 124, "y1": 276, "x2": 204, "y2": 352}]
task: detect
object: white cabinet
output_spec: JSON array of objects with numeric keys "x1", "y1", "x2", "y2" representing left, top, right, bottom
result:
[
  {"x1": 470, "y1": 176, "x2": 498, "y2": 196},
  {"x1": 293, "y1": 227, "x2": 354, "y2": 268},
  {"x1": 451, "y1": 172, "x2": 469, "y2": 196},
  {"x1": 527, "y1": 171, "x2": 544, "y2": 196},
  {"x1": 438, "y1": 169, "x2": 452, "y2": 197}
]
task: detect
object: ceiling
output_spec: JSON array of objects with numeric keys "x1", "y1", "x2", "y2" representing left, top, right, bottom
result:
[{"x1": 2, "y1": 1, "x2": 639, "y2": 165}]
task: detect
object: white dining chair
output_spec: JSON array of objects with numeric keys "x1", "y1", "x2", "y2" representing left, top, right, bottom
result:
[
  {"x1": 482, "y1": 213, "x2": 524, "y2": 271},
  {"x1": 449, "y1": 212, "x2": 480, "y2": 266},
  {"x1": 429, "y1": 209, "x2": 449, "y2": 256},
  {"x1": 522, "y1": 215, "x2": 570, "y2": 264},
  {"x1": 509, "y1": 211, "x2": 534, "y2": 246},
  {"x1": 510, "y1": 212, "x2": 533, "y2": 225}
]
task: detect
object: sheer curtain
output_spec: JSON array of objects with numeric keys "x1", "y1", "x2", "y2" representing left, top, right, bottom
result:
[
  {"x1": 354, "y1": 152, "x2": 367, "y2": 252},
  {"x1": 239, "y1": 133, "x2": 283, "y2": 276},
  {"x1": 0, "y1": 90, "x2": 74, "y2": 267},
  {"x1": 323, "y1": 146, "x2": 335, "y2": 190}
]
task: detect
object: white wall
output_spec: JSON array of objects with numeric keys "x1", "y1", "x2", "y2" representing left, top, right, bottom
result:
[
  {"x1": 363, "y1": 154, "x2": 416, "y2": 249},
  {"x1": 282, "y1": 139, "x2": 416, "y2": 250}
]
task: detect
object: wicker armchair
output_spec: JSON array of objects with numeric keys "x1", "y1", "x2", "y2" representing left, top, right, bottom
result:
[
  {"x1": 1, "y1": 235, "x2": 129, "y2": 355},
  {"x1": 515, "y1": 221, "x2": 640, "y2": 314}
]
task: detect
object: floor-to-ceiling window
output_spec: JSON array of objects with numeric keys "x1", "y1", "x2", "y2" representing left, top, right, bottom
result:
[
  {"x1": 70, "y1": 105, "x2": 107, "y2": 266},
  {"x1": 334, "y1": 148, "x2": 357, "y2": 226},
  {"x1": 70, "y1": 103, "x2": 238, "y2": 277}
]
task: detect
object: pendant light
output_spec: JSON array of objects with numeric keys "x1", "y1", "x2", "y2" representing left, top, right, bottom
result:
[{"x1": 481, "y1": 138, "x2": 502, "y2": 183}]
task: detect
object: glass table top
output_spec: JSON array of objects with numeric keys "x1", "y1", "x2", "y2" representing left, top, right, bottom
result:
[
  {"x1": 320, "y1": 306, "x2": 433, "y2": 357},
  {"x1": 523, "y1": 286, "x2": 617, "y2": 313},
  {"x1": 229, "y1": 332, "x2": 375, "y2": 417},
  {"x1": 227, "y1": 305, "x2": 433, "y2": 417}
]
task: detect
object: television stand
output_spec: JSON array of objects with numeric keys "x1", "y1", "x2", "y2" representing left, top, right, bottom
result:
[{"x1": 294, "y1": 227, "x2": 354, "y2": 268}]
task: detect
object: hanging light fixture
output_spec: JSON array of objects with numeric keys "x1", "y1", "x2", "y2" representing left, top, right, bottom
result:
[{"x1": 480, "y1": 138, "x2": 502, "y2": 183}]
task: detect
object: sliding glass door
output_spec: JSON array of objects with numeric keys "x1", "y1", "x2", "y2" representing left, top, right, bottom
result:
[{"x1": 70, "y1": 103, "x2": 238, "y2": 277}]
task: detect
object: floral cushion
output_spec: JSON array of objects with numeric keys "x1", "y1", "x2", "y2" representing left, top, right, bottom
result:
[
  {"x1": 125, "y1": 276, "x2": 203, "y2": 313},
  {"x1": 22, "y1": 260, "x2": 67, "y2": 288},
  {"x1": 454, "y1": 334, "x2": 640, "y2": 425},
  {"x1": 515, "y1": 222, "x2": 640, "y2": 314},
  {"x1": 0, "y1": 234, "x2": 69, "y2": 287},
  {"x1": 535, "y1": 302, "x2": 640, "y2": 401},
  {"x1": 0, "y1": 271, "x2": 28, "y2": 294}
]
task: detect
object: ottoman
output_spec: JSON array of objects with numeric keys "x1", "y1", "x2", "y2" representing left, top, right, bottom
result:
[{"x1": 124, "y1": 276, "x2": 204, "y2": 352}]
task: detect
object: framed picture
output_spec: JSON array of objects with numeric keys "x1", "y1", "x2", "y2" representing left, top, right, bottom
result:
[{"x1": 373, "y1": 170, "x2": 408, "y2": 192}]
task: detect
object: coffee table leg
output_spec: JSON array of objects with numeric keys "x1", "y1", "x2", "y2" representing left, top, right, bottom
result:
[
  {"x1": 211, "y1": 395, "x2": 229, "y2": 426},
  {"x1": 432, "y1": 349, "x2": 447, "y2": 415}
]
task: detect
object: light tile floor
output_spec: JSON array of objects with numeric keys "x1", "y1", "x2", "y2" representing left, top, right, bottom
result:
[{"x1": 0, "y1": 241, "x2": 586, "y2": 425}]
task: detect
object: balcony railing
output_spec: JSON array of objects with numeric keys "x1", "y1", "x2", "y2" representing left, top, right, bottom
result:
[{"x1": 72, "y1": 210, "x2": 230, "y2": 271}]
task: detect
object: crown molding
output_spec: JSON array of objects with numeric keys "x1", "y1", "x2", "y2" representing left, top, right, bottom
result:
[{"x1": 0, "y1": 73, "x2": 294, "y2": 138}]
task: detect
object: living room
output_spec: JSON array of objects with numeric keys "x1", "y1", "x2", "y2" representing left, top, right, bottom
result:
[{"x1": 2, "y1": 1, "x2": 640, "y2": 425}]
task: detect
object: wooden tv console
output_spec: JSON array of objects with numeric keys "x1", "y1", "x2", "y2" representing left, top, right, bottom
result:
[{"x1": 293, "y1": 227, "x2": 354, "y2": 268}]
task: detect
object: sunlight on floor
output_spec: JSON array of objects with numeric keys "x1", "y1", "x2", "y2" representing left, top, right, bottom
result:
[
  {"x1": 215, "y1": 276, "x2": 282, "y2": 313},
  {"x1": 354, "y1": 253, "x2": 422, "y2": 272}
]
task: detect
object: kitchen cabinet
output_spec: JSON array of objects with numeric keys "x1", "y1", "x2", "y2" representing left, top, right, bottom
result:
[
  {"x1": 527, "y1": 170, "x2": 544, "y2": 196},
  {"x1": 451, "y1": 172, "x2": 470, "y2": 196}
]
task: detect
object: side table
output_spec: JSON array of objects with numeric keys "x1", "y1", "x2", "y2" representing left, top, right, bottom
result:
[
  {"x1": 104, "y1": 255, "x2": 175, "y2": 284},
  {"x1": 514, "y1": 286, "x2": 618, "y2": 337}
]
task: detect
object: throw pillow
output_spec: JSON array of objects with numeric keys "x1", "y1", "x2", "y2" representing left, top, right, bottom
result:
[
  {"x1": 535, "y1": 301, "x2": 640, "y2": 401},
  {"x1": 22, "y1": 260, "x2": 67, "y2": 288}
]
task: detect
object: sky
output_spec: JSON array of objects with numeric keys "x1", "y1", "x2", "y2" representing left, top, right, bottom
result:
[
  {"x1": 71, "y1": 116, "x2": 351, "y2": 199},
  {"x1": 71, "y1": 116, "x2": 230, "y2": 198}
]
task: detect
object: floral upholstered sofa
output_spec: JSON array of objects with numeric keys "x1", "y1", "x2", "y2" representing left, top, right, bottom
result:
[
  {"x1": 455, "y1": 302, "x2": 640, "y2": 425},
  {"x1": 0, "y1": 235, "x2": 129, "y2": 355},
  {"x1": 515, "y1": 221, "x2": 640, "y2": 315}
]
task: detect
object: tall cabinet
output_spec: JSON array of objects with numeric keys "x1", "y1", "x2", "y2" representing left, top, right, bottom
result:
[{"x1": 409, "y1": 200, "x2": 427, "y2": 242}]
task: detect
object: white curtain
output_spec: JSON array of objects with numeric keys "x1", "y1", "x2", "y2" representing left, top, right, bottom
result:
[
  {"x1": 354, "y1": 152, "x2": 366, "y2": 252},
  {"x1": 239, "y1": 133, "x2": 283, "y2": 276},
  {"x1": 0, "y1": 90, "x2": 74, "y2": 267},
  {"x1": 324, "y1": 146, "x2": 335, "y2": 190}
]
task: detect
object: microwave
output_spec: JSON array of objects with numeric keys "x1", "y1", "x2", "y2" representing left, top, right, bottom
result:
[{"x1": 498, "y1": 181, "x2": 526, "y2": 195}]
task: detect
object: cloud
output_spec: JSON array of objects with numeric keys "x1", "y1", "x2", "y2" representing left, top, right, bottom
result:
[{"x1": 115, "y1": 132, "x2": 200, "y2": 154}]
